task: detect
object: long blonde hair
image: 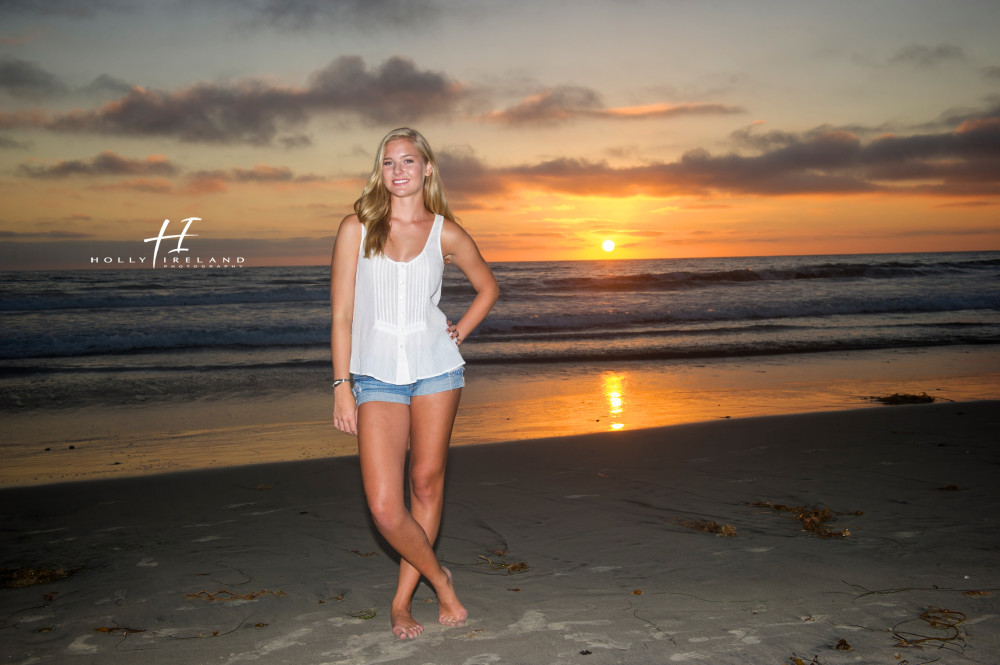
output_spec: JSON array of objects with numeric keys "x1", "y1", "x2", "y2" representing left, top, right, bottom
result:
[{"x1": 354, "y1": 128, "x2": 455, "y2": 258}]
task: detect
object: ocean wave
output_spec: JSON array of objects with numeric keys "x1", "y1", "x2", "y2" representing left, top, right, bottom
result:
[
  {"x1": 507, "y1": 257, "x2": 998, "y2": 294},
  {"x1": 0, "y1": 284, "x2": 329, "y2": 312}
]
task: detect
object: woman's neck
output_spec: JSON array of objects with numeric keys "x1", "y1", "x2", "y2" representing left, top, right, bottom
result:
[{"x1": 389, "y1": 195, "x2": 432, "y2": 224}]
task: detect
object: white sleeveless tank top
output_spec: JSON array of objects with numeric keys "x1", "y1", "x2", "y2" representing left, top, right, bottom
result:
[{"x1": 350, "y1": 214, "x2": 464, "y2": 384}]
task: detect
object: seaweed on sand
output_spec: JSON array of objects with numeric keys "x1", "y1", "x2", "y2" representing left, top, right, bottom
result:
[
  {"x1": 869, "y1": 392, "x2": 935, "y2": 405},
  {"x1": 747, "y1": 501, "x2": 860, "y2": 539}
]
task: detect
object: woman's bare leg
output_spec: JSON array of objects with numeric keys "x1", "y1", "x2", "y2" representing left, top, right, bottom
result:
[
  {"x1": 357, "y1": 396, "x2": 466, "y2": 639},
  {"x1": 391, "y1": 388, "x2": 464, "y2": 630}
]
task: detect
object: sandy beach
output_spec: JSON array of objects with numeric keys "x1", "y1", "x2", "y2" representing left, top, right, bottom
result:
[{"x1": 2, "y1": 399, "x2": 998, "y2": 664}]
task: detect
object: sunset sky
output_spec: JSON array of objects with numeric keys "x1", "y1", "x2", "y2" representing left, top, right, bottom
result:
[{"x1": 1, "y1": 0, "x2": 999, "y2": 269}]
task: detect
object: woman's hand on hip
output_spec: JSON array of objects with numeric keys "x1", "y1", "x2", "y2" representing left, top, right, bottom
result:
[{"x1": 447, "y1": 320, "x2": 463, "y2": 345}]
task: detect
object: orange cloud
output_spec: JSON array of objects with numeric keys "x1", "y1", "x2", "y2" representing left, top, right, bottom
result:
[
  {"x1": 482, "y1": 86, "x2": 745, "y2": 125},
  {"x1": 600, "y1": 102, "x2": 745, "y2": 119},
  {"x1": 18, "y1": 151, "x2": 179, "y2": 178}
]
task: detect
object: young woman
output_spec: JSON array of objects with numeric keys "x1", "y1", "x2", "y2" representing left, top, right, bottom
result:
[{"x1": 330, "y1": 128, "x2": 499, "y2": 639}]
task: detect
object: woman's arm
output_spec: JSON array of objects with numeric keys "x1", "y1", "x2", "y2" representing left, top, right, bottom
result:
[
  {"x1": 441, "y1": 220, "x2": 500, "y2": 345},
  {"x1": 331, "y1": 214, "x2": 362, "y2": 434}
]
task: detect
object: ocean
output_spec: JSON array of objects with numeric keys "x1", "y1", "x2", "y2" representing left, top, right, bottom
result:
[
  {"x1": 3, "y1": 250, "x2": 1000, "y2": 485},
  {"x1": 2, "y1": 251, "x2": 999, "y2": 384}
]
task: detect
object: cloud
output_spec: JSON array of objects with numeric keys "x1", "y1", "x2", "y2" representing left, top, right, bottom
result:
[
  {"x1": 437, "y1": 147, "x2": 498, "y2": 200},
  {"x1": 483, "y1": 86, "x2": 744, "y2": 125},
  {"x1": 933, "y1": 200, "x2": 995, "y2": 209},
  {"x1": 0, "y1": 0, "x2": 127, "y2": 17},
  {"x1": 94, "y1": 177, "x2": 174, "y2": 194},
  {"x1": 984, "y1": 66, "x2": 1000, "y2": 80},
  {"x1": 238, "y1": 0, "x2": 442, "y2": 31},
  {"x1": 14, "y1": 149, "x2": 327, "y2": 200},
  {"x1": 0, "y1": 229, "x2": 92, "y2": 238},
  {"x1": 1, "y1": 56, "x2": 467, "y2": 144},
  {"x1": 0, "y1": 30, "x2": 44, "y2": 46},
  {"x1": 79, "y1": 73, "x2": 134, "y2": 98},
  {"x1": 482, "y1": 86, "x2": 603, "y2": 124},
  {"x1": 0, "y1": 134, "x2": 31, "y2": 149},
  {"x1": 187, "y1": 164, "x2": 327, "y2": 194},
  {"x1": 0, "y1": 57, "x2": 136, "y2": 102},
  {"x1": 231, "y1": 164, "x2": 322, "y2": 183},
  {"x1": 306, "y1": 55, "x2": 466, "y2": 124},
  {"x1": 600, "y1": 102, "x2": 745, "y2": 120},
  {"x1": 442, "y1": 108, "x2": 1000, "y2": 200},
  {"x1": 889, "y1": 44, "x2": 966, "y2": 68},
  {"x1": 18, "y1": 151, "x2": 178, "y2": 178},
  {"x1": 0, "y1": 56, "x2": 67, "y2": 98}
]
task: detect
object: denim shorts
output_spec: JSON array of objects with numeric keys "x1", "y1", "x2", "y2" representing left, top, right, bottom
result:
[{"x1": 351, "y1": 367, "x2": 465, "y2": 406}]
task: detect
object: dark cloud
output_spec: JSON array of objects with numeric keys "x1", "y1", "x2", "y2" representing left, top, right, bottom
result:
[
  {"x1": 441, "y1": 110, "x2": 1000, "y2": 200},
  {"x1": 437, "y1": 147, "x2": 498, "y2": 200},
  {"x1": 79, "y1": 73, "x2": 134, "y2": 98},
  {"x1": 933, "y1": 200, "x2": 995, "y2": 208},
  {"x1": 0, "y1": 0, "x2": 127, "y2": 17},
  {"x1": 483, "y1": 86, "x2": 604, "y2": 125},
  {"x1": 889, "y1": 44, "x2": 966, "y2": 67},
  {"x1": 484, "y1": 86, "x2": 744, "y2": 125},
  {"x1": 0, "y1": 57, "x2": 135, "y2": 101},
  {"x1": 983, "y1": 66, "x2": 1000, "y2": 80},
  {"x1": 307, "y1": 55, "x2": 465, "y2": 124},
  {"x1": 0, "y1": 56, "x2": 66, "y2": 98},
  {"x1": 0, "y1": 134, "x2": 31, "y2": 148},
  {"x1": 0, "y1": 229, "x2": 91, "y2": 238},
  {"x1": 2, "y1": 56, "x2": 466, "y2": 144},
  {"x1": 189, "y1": 164, "x2": 326, "y2": 184},
  {"x1": 94, "y1": 178, "x2": 174, "y2": 194},
  {"x1": 239, "y1": 0, "x2": 442, "y2": 31},
  {"x1": 16, "y1": 150, "x2": 325, "y2": 198},
  {"x1": 18, "y1": 151, "x2": 178, "y2": 178},
  {"x1": 729, "y1": 124, "x2": 803, "y2": 151}
]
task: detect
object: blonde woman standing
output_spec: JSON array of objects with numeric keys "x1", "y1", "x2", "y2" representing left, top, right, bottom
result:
[{"x1": 330, "y1": 128, "x2": 499, "y2": 639}]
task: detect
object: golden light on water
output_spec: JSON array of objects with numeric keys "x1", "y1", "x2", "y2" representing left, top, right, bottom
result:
[
  {"x1": 602, "y1": 239, "x2": 615, "y2": 252},
  {"x1": 602, "y1": 372, "x2": 627, "y2": 431}
]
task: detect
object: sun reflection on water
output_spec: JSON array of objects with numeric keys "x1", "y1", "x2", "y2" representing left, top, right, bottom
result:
[{"x1": 602, "y1": 372, "x2": 627, "y2": 431}]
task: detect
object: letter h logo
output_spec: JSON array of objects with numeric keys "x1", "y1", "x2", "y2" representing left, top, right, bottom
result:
[{"x1": 144, "y1": 217, "x2": 200, "y2": 268}]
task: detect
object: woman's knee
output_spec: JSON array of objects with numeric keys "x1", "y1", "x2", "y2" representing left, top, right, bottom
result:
[
  {"x1": 366, "y1": 494, "x2": 406, "y2": 530},
  {"x1": 409, "y1": 466, "x2": 444, "y2": 504}
]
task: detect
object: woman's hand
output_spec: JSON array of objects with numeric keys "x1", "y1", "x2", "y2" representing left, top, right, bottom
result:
[
  {"x1": 447, "y1": 320, "x2": 463, "y2": 345},
  {"x1": 332, "y1": 385, "x2": 358, "y2": 435}
]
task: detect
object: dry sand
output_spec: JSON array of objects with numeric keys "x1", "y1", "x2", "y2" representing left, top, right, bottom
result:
[{"x1": 2, "y1": 401, "x2": 998, "y2": 664}]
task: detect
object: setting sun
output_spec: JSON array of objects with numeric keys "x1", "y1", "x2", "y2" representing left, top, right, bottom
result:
[{"x1": 602, "y1": 240, "x2": 615, "y2": 252}]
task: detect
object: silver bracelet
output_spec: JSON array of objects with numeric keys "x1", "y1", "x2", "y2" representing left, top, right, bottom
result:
[{"x1": 332, "y1": 378, "x2": 350, "y2": 388}]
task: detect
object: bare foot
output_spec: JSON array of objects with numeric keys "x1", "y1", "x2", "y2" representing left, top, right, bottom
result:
[
  {"x1": 390, "y1": 603, "x2": 423, "y2": 639},
  {"x1": 437, "y1": 567, "x2": 468, "y2": 627}
]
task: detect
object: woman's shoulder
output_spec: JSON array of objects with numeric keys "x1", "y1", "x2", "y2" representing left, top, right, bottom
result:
[
  {"x1": 439, "y1": 216, "x2": 468, "y2": 239},
  {"x1": 338, "y1": 214, "x2": 363, "y2": 236}
]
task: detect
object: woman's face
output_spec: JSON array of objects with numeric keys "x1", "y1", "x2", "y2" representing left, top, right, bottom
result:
[{"x1": 381, "y1": 139, "x2": 431, "y2": 198}]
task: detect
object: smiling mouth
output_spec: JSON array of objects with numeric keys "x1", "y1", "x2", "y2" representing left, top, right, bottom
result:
[{"x1": 392, "y1": 179, "x2": 409, "y2": 185}]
